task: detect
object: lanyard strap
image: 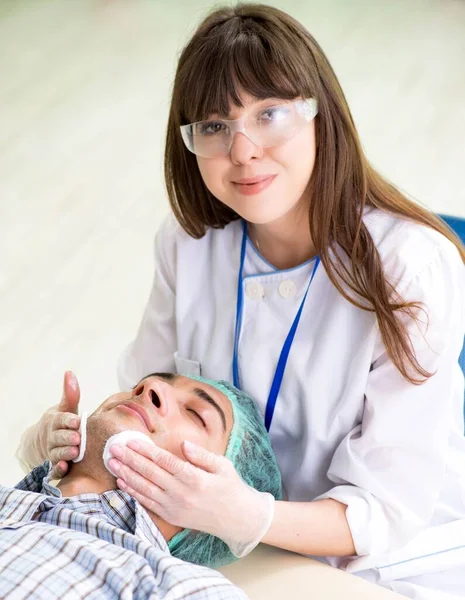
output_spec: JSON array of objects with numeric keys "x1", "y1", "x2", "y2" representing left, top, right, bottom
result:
[
  {"x1": 232, "y1": 220, "x2": 249, "y2": 391},
  {"x1": 232, "y1": 220, "x2": 320, "y2": 431}
]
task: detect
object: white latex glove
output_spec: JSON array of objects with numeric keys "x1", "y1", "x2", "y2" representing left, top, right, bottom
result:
[
  {"x1": 16, "y1": 371, "x2": 81, "y2": 479},
  {"x1": 108, "y1": 439, "x2": 275, "y2": 558}
]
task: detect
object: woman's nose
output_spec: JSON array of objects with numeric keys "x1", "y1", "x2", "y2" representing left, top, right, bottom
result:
[
  {"x1": 229, "y1": 131, "x2": 263, "y2": 164},
  {"x1": 134, "y1": 379, "x2": 172, "y2": 418}
]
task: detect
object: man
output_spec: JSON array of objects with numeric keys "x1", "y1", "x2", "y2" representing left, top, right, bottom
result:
[{"x1": 0, "y1": 373, "x2": 282, "y2": 599}]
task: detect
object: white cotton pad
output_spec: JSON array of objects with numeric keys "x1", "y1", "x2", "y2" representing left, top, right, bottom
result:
[
  {"x1": 72, "y1": 412, "x2": 89, "y2": 463},
  {"x1": 103, "y1": 430, "x2": 155, "y2": 477}
]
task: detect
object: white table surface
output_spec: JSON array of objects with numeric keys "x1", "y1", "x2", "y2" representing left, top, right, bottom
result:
[{"x1": 219, "y1": 545, "x2": 405, "y2": 599}]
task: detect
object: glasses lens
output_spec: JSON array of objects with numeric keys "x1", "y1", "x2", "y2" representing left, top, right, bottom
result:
[
  {"x1": 186, "y1": 120, "x2": 230, "y2": 158},
  {"x1": 250, "y1": 104, "x2": 300, "y2": 147}
]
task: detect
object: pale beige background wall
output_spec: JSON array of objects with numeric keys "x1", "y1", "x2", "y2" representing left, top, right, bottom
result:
[{"x1": 1, "y1": 0, "x2": 464, "y2": 486}]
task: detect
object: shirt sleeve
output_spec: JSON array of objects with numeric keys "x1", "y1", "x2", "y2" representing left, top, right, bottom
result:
[
  {"x1": 317, "y1": 239, "x2": 465, "y2": 557},
  {"x1": 117, "y1": 214, "x2": 179, "y2": 391}
]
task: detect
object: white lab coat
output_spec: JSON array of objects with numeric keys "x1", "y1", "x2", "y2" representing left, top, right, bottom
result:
[{"x1": 118, "y1": 208, "x2": 465, "y2": 599}]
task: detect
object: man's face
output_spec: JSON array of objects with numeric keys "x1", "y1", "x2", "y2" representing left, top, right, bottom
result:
[{"x1": 89, "y1": 374, "x2": 234, "y2": 459}]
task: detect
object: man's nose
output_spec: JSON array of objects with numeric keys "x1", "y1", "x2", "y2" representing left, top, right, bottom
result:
[{"x1": 134, "y1": 379, "x2": 172, "y2": 418}]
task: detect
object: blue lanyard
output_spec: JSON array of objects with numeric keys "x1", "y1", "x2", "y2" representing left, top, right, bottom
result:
[{"x1": 232, "y1": 220, "x2": 320, "y2": 431}]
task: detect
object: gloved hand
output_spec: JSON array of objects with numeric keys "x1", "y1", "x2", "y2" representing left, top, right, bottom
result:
[
  {"x1": 16, "y1": 371, "x2": 81, "y2": 479},
  {"x1": 108, "y1": 439, "x2": 275, "y2": 558}
]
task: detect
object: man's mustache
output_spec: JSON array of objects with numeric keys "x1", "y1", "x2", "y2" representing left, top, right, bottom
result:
[{"x1": 92, "y1": 399, "x2": 169, "y2": 435}]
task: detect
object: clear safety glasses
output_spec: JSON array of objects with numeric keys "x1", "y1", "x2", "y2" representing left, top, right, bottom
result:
[{"x1": 180, "y1": 98, "x2": 318, "y2": 158}]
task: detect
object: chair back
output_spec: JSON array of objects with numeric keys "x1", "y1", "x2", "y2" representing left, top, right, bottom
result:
[{"x1": 439, "y1": 214, "x2": 465, "y2": 410}]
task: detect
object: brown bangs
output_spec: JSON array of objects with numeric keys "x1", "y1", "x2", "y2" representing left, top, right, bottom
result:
[{"x1": 178, "y1": 12, "x2": 315, "y2": 124}]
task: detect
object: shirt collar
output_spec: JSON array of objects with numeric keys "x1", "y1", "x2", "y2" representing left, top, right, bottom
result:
[{"x1": 14, "y1": 461, "x2": 169, "y2": 552}]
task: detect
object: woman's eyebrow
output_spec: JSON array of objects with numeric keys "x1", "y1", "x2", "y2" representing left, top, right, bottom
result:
[
  {"x1": 212, "y1": 99, "x2": 281, "y2": 119},
  {"x1": 193, "y1": 387, "x2": 227, "y2": 432}
]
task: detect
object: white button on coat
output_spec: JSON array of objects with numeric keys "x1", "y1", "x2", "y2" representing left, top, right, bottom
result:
[
  {"x1": 245, "y1": 281, "x2": 264, "y2": 300},
  {"x1": 279, "y1": 280, "x2": 297, "y2": 298}
]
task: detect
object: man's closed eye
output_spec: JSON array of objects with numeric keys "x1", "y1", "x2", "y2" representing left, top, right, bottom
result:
[{"x1": 187, "y1": 408, "x2": 206, "y2": 428}]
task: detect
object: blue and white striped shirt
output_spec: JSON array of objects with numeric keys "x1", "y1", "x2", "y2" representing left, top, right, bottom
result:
[{"x1": 0, "y1": 462, "x2": 247, "y2": 599}]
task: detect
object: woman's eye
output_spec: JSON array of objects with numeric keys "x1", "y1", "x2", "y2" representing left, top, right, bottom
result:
[
  {"x1": 258, "y1": 106, "x2": 289, "y2": 123},
  {"x1": 187, "y1": 409, "x2": 206, "y2": 428},
  {"x1": 198, "y1": 121, "x2": 227, "y2": 136}
]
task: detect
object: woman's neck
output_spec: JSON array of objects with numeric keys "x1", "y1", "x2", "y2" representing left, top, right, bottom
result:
[{"x1": 248, "y1": 210, "x2": 316, "y2": 270}]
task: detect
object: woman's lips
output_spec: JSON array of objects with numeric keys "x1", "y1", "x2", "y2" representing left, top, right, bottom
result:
[
  {"x1": 232, "y1": 175, "x2": 276, "y2": 196},
  {"x1": 117, "y1": 402, "x2": 153, "y2": 432}
]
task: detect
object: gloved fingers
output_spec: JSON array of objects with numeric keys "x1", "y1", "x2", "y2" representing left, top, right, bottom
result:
[
  {"x1": 181, "y1": 440, "x2": 227, "y2": 474},
  {"x1": 116, "y1": 478, "x2": 164, "y2": 516},
  {"x1": 52, "y1": 413, "x2": 81, "y2": 431},
  {"x1": 117, "y1": 440, "x2": 188, "y2": 478},
  {"x1": 50, "y1": 460, "x2": 69, "y2": 480},
  {"x1": 50, "y1": 429, "x2": 81, "y2": 450},
  {"x1": 110, "y1": 459, "x2": 165, "y2": 502},
  {"x1": 49, "y1": 444, "x2": 79, "y2": 465},
  {"x1": 109, "y1": 445, "x2": 183, "y2": 491},
  {"x1": 58, "y1": 371, "x2": 81, "y2": 413}
]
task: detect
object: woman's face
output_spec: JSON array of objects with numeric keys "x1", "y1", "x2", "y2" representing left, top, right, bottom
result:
[{"x1": 196, "y1": 92, "x2": 317, "y2": 226}]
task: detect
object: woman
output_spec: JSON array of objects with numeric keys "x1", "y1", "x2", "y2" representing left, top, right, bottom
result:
[{"x1": 18, "y1": 4, "x2": 465, "y2": 598}]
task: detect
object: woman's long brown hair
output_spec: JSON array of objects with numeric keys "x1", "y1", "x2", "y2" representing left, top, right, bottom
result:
[{"x1": 165, "y1": 3, "x2": 465, "y2": 384}]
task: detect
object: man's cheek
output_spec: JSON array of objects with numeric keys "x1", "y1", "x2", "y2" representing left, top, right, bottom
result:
[
  {"x1": 151, "y1": 439, "x2": 190, "y2": 463},
  {"x1": 152, "y1": 429, "x2": 208, "y2": 461}
]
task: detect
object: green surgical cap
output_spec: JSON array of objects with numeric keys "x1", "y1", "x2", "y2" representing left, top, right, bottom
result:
[{"x1": 167, "y1": 376, "x2": 282, "y2": 568}]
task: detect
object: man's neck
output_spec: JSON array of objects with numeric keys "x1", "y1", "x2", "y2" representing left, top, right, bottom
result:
[
  {"x1": 56, "y1": 462, "x2": 114, "y2": 496},
  {"x1": 56, "y1": 462, "x2": 181, "y2": 542}
]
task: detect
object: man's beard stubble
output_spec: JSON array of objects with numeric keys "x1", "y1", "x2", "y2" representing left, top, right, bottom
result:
[{"x1": 66, "y1": 412, "x2": 123, "y2": 485}]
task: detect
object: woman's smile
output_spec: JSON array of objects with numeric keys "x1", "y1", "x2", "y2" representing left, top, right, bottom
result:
[{"x1": 232, "y1": 174, "x2": 277, "y2": 195}]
